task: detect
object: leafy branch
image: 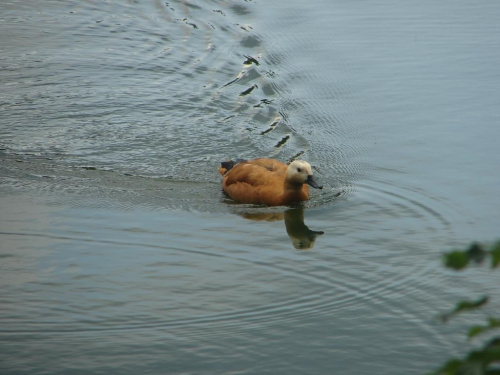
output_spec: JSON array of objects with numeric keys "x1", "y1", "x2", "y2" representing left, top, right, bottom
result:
[{"x1": 432, "y1": 241, "x2": 500, "y2": 375}]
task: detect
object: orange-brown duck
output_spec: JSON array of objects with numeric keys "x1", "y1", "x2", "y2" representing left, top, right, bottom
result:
[{"x1": 218, "y1": 158, "x2": 322, "y2": 206}]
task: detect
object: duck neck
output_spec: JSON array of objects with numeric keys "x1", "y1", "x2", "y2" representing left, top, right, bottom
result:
[
  {"x1": 284, "y1": 180, "x2": 303, "y2": 192},
  {"x1": 283, "y1": 181, "x2": 308, "y2": 202}
]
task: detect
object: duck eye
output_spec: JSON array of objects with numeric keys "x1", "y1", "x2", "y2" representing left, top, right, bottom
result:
[{"x1": 297, "y1": 167, "x2": 302, "y2": 172}]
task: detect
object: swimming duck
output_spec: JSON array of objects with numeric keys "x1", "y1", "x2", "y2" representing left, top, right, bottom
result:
[{"x1": 218, "y1": 158, "x2": 322, "y2": 206}]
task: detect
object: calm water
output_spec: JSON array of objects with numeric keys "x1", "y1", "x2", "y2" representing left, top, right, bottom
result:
[{"x1": 1, "y1": 1, "x2": 500, "y2": 374}]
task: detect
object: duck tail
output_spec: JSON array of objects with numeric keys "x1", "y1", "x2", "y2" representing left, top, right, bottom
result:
[{"x1": 218, "y1": 159, "x2": 246, "y2": 176}]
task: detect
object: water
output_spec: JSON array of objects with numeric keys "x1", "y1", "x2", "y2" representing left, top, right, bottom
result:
[{"x1": 1, "y1": 1, "x2": 500, "y2": 374}]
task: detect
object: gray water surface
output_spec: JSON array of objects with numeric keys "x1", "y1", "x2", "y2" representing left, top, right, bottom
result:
[{"x1": 1, "y1": 1, "x2": 500, "y2": 374}]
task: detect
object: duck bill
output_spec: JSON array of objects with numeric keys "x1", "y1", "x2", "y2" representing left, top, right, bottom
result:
[{"x1": 306, "y1": 175, "x2": 323, "y2": 189}]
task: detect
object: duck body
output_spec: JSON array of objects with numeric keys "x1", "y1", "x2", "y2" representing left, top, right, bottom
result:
[{"x1": 218, "y1": 158, "x2": 322, "y2": 206}]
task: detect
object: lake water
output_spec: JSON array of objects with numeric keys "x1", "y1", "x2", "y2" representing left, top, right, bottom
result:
[{"x1": 1, "y1": 1, "x2": 500, "y2": 374}]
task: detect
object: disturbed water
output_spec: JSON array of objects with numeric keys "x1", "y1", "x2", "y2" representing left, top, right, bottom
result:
[{"x1": 1, "y1": 1, "x2": 500, "y2": 374}]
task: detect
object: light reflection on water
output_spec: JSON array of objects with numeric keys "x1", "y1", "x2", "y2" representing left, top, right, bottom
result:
[{"x1": 1, "y1": 0, "x2": 500, "y2": 374}]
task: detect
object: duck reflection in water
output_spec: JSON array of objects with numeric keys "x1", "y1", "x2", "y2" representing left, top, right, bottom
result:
[{"x1": 238, "y1": 207, "x2": 324, "y2": 250}]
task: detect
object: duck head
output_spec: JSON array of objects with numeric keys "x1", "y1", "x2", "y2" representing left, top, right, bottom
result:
[{"x1": 286, "y1": 160, "x2": 323, "y2": 189}]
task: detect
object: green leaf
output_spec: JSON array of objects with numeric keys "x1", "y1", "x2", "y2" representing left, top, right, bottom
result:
[
  {"x1": 468, "y1": 318, "x2": 500, "y2": 339},
  {"x1": 429, "y1": 359, "x2": 464, "y2": 375},
  {"x1": 467, "y1": 338, "x2": 500, "y2": 367},
  {"x1": 467, "y1": 242, "x2": 487, "y2": 264},
  {"x1": 455, "y1": 296, "x2": 489, "y2": 312},
  {"x1": 440, "y1": 296, "x2": 489, "y2": 322},
  {"x1": 468, "y1": 325, "x2": 485, "y2": 339},
  {"x1": 490, "y1": 242, "x2": 500, "y2": 268},
  {"x1": 444, "y1": 251, "x2": 469, "y2": 270}
]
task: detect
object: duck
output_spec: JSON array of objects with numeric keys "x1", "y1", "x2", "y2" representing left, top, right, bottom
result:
[{"x1": 218, "y1": 158, "x2": 323, "y2": 206}]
